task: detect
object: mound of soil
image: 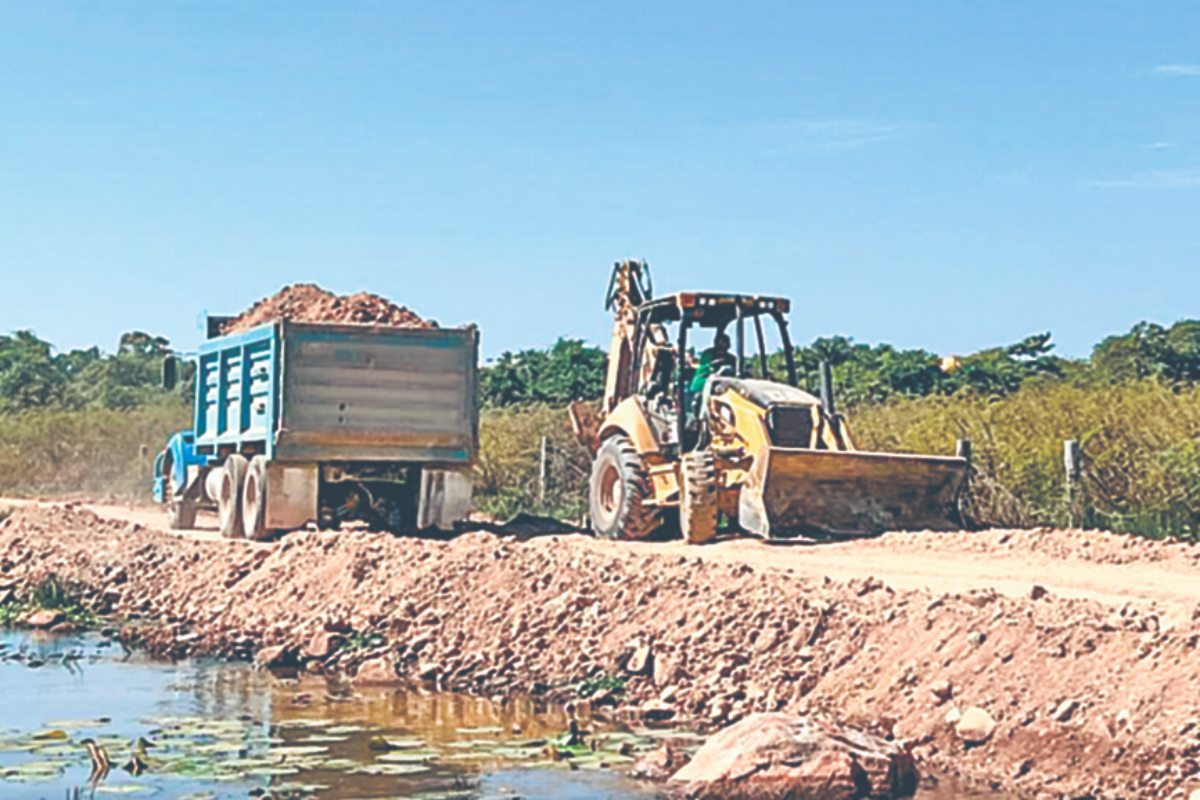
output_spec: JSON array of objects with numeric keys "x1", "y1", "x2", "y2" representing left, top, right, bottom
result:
[
  {"x1": 3, "y1": 503, "x2": 1200, "y2": 799},
  {"x1": 222, "y1": 283, "x2": 432, "y2": 333}
]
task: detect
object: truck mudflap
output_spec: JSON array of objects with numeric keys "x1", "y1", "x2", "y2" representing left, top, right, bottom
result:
[
  {"x1": 738, "y1": 448, "x2": 969, "y2": 538},
  {"x1": 418, "y1": 469, "x2": 473, "y2": 530}
]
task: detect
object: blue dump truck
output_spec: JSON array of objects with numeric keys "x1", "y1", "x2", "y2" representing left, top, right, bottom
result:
[{"x1": 153, "y1": 318, "x2": 478, "y2": 539}]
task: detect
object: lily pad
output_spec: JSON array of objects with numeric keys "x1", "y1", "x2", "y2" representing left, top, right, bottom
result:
[
  {"x1": 189, "y1": 741, "x2": 247, "y2": 756},
  {"x1": 44, "y1": 718, "x2": 111, "y2": 730},
  {"x1": 371, "y1": 737, "x2": 426, "y2": 751},
  {"x1": 29, "y1": 742, "x2": 78, "y2": 757},
  {"x1": 246, "y1": 764, "x2": 301, "y2": 777},
  {"x1": 274, "y1": 784, "x2": 330, "y2": 794},
  {"x1": 271, "y1": 745, "x2": 329, "y2": 757},
  {"x1": 1, "y1": 760, "x2": 66, "y2": 781},
  {"x1": 275, "y1": 718, "x2": 333, "y2": 730},
  {"x1": 377, "y1": 750, "x2": 437, "y2": 763},
  {"x1": 95, "y1": 785, "x2": 161, "y2": 796},
  {"x1": 353, "y1": 762, "x2": 430, "y2": 775},
  {"x1": 30, "y1": 729, "x2": 69, "y2": 741}
]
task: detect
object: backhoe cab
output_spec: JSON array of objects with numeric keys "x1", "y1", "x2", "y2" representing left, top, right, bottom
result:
[{"x1": 572, "y1": 259, "x2": 968, "y2": 543}]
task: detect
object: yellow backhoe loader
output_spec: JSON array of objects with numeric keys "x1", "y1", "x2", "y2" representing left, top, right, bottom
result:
[{"x1": 570, "y1": 260, "x2": 969, "y2": 543}]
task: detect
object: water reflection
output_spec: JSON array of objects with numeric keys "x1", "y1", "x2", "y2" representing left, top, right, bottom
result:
[{"x1": 0, "y1": 630, "x2": 664, "y2": 799}]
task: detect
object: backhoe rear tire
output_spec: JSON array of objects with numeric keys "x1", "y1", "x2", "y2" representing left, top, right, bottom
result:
[
  {"x1": 589, "y1": 435, "x2": 660, "y2": 540},
  {"x1": 218, "y1": 454, "x2": 248, "y2": 539},
  {"x1": 680, "y1": 449, "x2": 719, "y2": 544}
]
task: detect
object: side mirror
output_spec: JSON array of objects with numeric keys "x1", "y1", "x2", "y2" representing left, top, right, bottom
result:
[{"x1": 162, "y1": 356, "x2": 178, "y2": 391}]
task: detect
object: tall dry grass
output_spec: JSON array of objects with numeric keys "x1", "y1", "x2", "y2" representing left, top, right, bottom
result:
[
  {"x1": 0, "y1": 401, "x2": 188, "y2": 498},
  {"x1": 4, "y1": 381, "x2": 1198, "y2": 540},
  {"x1": 474, "y1": 404, "x2": 591, "y2": 521},
  {"x1": 852, "y1": 378, "x2": 1200, "y2": 538}
]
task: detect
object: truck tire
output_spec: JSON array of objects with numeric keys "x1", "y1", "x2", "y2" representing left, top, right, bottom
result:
[
  {"x1": 241, "y1": 456, "x2": 275, "y2": 541},
  {"x1": 161, "y1": 449, "x2": 197, "y2": 530},
  {"x1": 218, "y1": 454, "x2": 248, "y2": 539},
  {"x1": 680, "y1": 449, "x2": 719, "y2": 544},
  {"x1": 589, "y1": 435, "x2": 660, "y2": 540},
  {"x1": 167, "y1": 498, "x2": 197, "y2": 530}
]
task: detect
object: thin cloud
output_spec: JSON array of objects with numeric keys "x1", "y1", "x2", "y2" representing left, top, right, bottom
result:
[
  {"x1": 1153, "y1": 64, "x2": 1200, "y2": 77},
  {"x1": 757, "y1": 118, "x2": 920, "y2": 154},
  {"x1": 1086, "y1": 169, "x2": 1200, "y2": 189},
  {"x1": 1143, "y1": 141, "x2": 1175, "y2": 150}
]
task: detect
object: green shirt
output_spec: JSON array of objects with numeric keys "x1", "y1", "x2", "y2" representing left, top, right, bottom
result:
[{"x1": 690, "y1": 348, "x2": 732, "y2": 394}]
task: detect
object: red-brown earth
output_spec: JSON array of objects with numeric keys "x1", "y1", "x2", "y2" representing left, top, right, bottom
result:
[{"x1": 2, "y1": 501, "x2": 1200, "y2": 799}]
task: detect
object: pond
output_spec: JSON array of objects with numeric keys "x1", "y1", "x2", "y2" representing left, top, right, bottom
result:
[
  {"x1": 0, "y1": 630, "x2": 1009, "y2": 800},
  {"x1": 0, "y1": 629, "x2": 670, "y2": 799}
]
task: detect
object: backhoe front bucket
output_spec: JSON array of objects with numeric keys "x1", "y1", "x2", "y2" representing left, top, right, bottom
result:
[{"x1": 738, "y1": 448, "x2": 969, "y2": 538}]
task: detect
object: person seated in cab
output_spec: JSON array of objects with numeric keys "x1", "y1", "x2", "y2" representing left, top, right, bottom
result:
[
  {"x1": 683, "y1": 332, "x2": 737, "y2": 444},
  {"x1": 689, "y1": 331, "x2": 736, "y2": 397}
]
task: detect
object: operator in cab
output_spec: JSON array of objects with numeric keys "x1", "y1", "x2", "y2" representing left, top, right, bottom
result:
[{"x1": 689, "y1": 331, "x2": 736, "y2": 397}]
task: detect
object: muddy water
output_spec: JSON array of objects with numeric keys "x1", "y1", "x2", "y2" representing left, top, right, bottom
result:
[
  {"x1": 0, "y1": 630, "x2": 1006, "y2": 799},
  {"x1": 0, "y1": 630, "x2": 663, "y2": 799}
]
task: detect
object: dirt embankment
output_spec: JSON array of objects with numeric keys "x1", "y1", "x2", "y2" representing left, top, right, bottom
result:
[
  {"x1": 221, "y1": 283, "x2": 433, "y2": 334},
  {"x1": 3, "y1": 504, "x2": 1200, "y2": 799}
]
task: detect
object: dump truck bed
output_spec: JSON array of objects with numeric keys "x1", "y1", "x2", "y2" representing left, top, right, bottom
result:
[{"x1": 191, "y1": 321, "x2": 478, "y2": 466}]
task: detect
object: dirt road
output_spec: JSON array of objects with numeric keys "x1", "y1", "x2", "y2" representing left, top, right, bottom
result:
[
  {"x1": 3, "y1": 499, "x2": 1200, "y2": 798},
  {"x1": 13, "y1": 497, "x2": 1200, "y2": 624}
]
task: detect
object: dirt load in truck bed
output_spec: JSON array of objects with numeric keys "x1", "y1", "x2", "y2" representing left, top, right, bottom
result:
[{"x1": 222, "y1": 283, "x2": 433, "y2": 333}]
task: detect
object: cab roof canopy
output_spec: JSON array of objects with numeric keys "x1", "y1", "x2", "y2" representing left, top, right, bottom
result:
[{"x1": 637, "y1": 292, "x2": 791, "y2": 327}]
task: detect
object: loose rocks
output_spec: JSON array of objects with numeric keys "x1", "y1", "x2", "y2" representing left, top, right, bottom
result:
[
  {"x1": 670, "y1": 713, "x2": 918, "y2": 799},
  {"x1": 955, "y1": 707, "x2": 997, "y2": 745}
]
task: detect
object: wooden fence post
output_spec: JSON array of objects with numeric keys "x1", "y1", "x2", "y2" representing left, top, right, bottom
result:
[
  {"x1": 955, "y1": 438, "x2": 973, "y2": 527},
  {"x1": 1064, "y1": 439, "x2": 1082, "y2": 528},
  {"x1": 538, "y1": 436, "x2": 549, "y2": 505}
]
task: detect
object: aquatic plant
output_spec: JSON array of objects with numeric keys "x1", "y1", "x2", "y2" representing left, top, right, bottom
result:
[
  {"x1": 339, "y1": 629, "x2": 386, "y2": 651},
  {"x1": 574, "y1": 674, "x2": 626, "y2": 699},
  {"x1": 0, "y1": 575, "x2": 100, "y2": 628}
]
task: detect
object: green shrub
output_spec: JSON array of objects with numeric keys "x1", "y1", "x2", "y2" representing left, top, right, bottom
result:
[{"x1": 1, "y1": 575, "x2": 99, "y2": 628}]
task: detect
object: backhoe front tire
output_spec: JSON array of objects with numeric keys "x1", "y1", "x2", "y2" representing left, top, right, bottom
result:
[
  {"x1": 589, "y1": 436, "x2": 660, "y2": 540},
  {"x1": 680, "y1": 449, "x2": 719, "y2": 544},
  {"x1": 218, "y1": 454, "x2": 248, "y2": 539}
]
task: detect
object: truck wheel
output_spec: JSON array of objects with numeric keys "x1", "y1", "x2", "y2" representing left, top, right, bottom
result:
[
  {"x1": 241, "y1": 456, "x2": 275, "y2": 541},
  {"x1": 218, "y1": 454, "x2": 248, "y2": 539},
  {"x1": 162, "y1": 450, "x2": 196, "y2": 530},
  {"x1": 680, "y1": 449, "x2": 719, "y2": 544},
  {"x1": 589, "y1": 435, "x2": 660, "y2": 540},
  {"x1": 167, "y1": 498, "x2": 197, "y2": 530}
]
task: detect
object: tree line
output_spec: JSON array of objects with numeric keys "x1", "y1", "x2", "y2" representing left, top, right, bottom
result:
[
  {"x1": 0, "y1": 331, "x2": 171, "y2": 413},
  {"x1": 4, "y1": 320, "x2": 1200, "y2": 414},
  {"x1": 478, "y1": 320, "x2": 1200, "y2": 408}
]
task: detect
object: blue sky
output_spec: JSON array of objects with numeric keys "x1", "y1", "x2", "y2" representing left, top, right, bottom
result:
[{"x1": 1, "y1": 1, "x2": 1197, "y2": 359}]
